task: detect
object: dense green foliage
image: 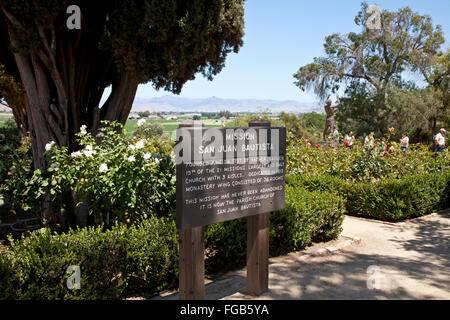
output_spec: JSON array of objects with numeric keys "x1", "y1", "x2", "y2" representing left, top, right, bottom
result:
[
  {"x1": 0, "y1": 216, "x2": 179, "y2": 300},
  {"x1": 286, "y1": 131, "x2": 449, "y2": 221},
  {"x1": 0, "y1": 122, "x2": 176, "y2": 226},
  {"x1": 288, "y1": 171, "x2": 449, "y2": 221}
]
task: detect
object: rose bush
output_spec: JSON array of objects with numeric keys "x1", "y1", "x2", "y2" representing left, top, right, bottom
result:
[
  {"x1": 287, "y1": 132, "x2": 449, "y2": 182},
  {"x1": 1, "y1": 121, "x2": 176, "y2": 226}
]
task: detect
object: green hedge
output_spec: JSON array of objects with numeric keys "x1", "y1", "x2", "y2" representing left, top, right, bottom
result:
[
  {"x1": 0, "y1": 216, "x2": 179, "y2": 300},
  {"x1": 204, "y1": 187, "x2": 346, "y2": 272},
  {"x1": 1, "y1": 186, "x2": 348, "y2": 299},
  {"x1": 270, "y1": 186, "x2": 345, "y2": 256},
  {"x1": 288, "y1": 171, "x2": 450, "y2": 221}
]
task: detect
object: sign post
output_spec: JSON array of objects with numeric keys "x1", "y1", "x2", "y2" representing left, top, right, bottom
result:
[
  {"x1": 246, "y1": 120, "x2": 270, "y2": 296},
  {"x1": 178, "y1": 120, "x2": 205, "y2": 300},
  {"x1": 175, "y1": 119, "x2": 286, "y2": 299},
  {"x1": 179, "y1": 226, "x2": 205, "y2": 300}
]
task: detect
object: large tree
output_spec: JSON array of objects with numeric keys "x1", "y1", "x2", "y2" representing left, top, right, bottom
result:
[
  {"x1": 414, "y1": 49, "x2": 450, "y2": 133},
  {"x1": 0, "y1": 0, "x2": 245, "y2": 170},
  {"x1": 293, "y1": 2, "x2": 444, "y2": 136}
]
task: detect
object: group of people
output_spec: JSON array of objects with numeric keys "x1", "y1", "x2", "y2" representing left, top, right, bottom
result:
[
  {"x1": 361, "y1": 132, "x2": 393, "y2": 156},
  {"x1": 398, "y1": 128, "x2": 448, "y2": 158},
  {"x1": 318, "y1": 125, "x2": 447, "y2": 158},
  {"x1": 320, "y1": 97, "x2": 447, "y2": 156}
]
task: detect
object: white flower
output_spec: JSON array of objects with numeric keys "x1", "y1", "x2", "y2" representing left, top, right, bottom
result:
[
  {"x1": 155, "y1": 158, "x2": 160, "y2": 164},
  {"x1": 99, "y1": 163, "x2": 108, "y2": 173},
  {"x1": 135, "y1": 139, "x2": 147, "y2": 150},
  {"x1": 83, "y1": 145, "x2": 96, "y2": 157},
  {"x1": 84, "y1": 150, "x2": 95, "y2": 158},
  {"x1": 144, "y1": 153, "x2": 152, "y2": 161},
  {"x1": 137, "y1": 119, "x2": 146, "y2": 127},
  {"x1": 45, "y1": 141, "x2": 56, "y2": 151},
  {"x1": 71, "y1": 151, "x2": 83, "y2": 158},
  {"x1": 128, "y1": 144, "x2": 136, "y2": 151},
  {"x1": 80, "y1": 125, "x2": 87, "y2": 135},
  {"x1": 127, "y1": 155, "x2": 136, "y2": 162}
]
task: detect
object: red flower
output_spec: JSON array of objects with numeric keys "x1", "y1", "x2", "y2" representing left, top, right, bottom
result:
[
  {"x1": 344, "y1": 141, "x2": 349, "y2": 147},
  {"x1": 315, "y1": 144, "x2": 320, "y2": 148}
]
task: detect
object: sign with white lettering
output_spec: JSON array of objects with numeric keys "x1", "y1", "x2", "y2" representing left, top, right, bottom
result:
[{"x1": 175, "y1": 126, "x2": 286, "y2": 229}]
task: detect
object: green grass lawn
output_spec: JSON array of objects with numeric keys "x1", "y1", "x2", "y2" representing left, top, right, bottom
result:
[
  {"x1": 0, "y1": 114, "x2": 13, "y2": 128},
  {"x1": 124, "y1": 118, "x2": 225, "y2": 141},
  {"x1": 0, "y1": 115, "x2": 223, "y2": 140}
]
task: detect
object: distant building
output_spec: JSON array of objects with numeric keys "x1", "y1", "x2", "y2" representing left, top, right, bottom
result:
[
  {"x1": 0, "y1": 103, "x2": 12, "y2": 113},
  {"x1": 163, "y1": 115, "x2": 177, "y2": 120}
]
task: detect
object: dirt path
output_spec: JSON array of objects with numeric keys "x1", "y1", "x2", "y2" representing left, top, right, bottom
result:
[{"x1": 150, "y1": 210, "x2": 450, "y2": 300}]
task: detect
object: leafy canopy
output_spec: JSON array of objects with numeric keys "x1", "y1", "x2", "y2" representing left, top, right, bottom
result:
[
  {"x1": 0, "y1": 0, "x2": 245, "y2": 93},
  {"x1": 293, "y1": 2, "x2": 444, "y2": 100}
]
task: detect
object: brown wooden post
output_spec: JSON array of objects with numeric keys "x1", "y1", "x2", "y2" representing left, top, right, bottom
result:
[
  {"x1": 246, "y1": 119, "x2": 271, "y2": 296},
  {"x1": 179, "y1": 226, "x2": 205, "y2": 300},
  {"x1": 178, "y1": 120, "x2": 205, "y2": 300}
]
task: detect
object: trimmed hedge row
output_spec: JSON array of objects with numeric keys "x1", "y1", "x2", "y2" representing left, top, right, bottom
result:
[
  {"x1": 0, "y1": 216, "x2": 179, "y2": 300},
  {"x1": 1, "y1": 187, "x2": 346, "y2": 299},
  {"x1": 287, "y1": 171, "x2": 450, "y2": 221}
]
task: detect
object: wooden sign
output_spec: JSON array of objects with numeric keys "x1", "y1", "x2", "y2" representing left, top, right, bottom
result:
[
  {"x1": 175, "y1": 120, "x2": 285, "y2": 299},
  {"x1": 175, "y1": 124, "x2": 286, "y2": 229}
]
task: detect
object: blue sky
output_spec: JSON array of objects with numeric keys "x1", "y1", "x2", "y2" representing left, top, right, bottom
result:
[{"x1": 127, "y1": 0, "x2": 450, "y2": 102}]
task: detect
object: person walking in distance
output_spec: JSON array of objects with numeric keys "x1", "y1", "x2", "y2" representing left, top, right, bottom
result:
[
  {"x1": 400, "y1": 133, "x2": 409, "y2": 157},
  {"x1": 434, "y1": 128, "x2": 446, "y2": 158}
]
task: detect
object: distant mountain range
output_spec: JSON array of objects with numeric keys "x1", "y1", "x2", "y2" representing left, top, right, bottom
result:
[{"x1": 131, "y1": 96, "x2": 322, "y2": 113}]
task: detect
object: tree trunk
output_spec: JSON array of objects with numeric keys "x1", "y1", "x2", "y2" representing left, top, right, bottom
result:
[{"x1": 2, "y1": 9, "x2": 139, "y2": 228}]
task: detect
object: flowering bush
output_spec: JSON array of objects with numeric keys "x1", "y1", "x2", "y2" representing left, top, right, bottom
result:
[
  {"x1": 287, "y1": 130, "x2": 449, "y2": 183},
  {"x1": 53, "y1": 121, "x2": 175, "y2": 224},
  {"x1": 3, "y1": 121, "x2": 176, "y2": 226},
  {"x1": 0, "y1": 135, "x2": 36, "y2": 210}
]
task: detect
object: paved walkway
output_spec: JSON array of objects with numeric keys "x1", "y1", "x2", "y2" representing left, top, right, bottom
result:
[{"x1": 151, "y1": 210, "x2": 450, "y2": 300}]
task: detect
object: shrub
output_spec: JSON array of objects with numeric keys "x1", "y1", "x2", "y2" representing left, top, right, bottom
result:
[
  {"x1": 345, "y1": 172, "x2": 450, "y2": 221},
  {"x1": 0, "y1": 251, "x2": 19, "y2": 299},
  {"x1": 204, "y1": 218, "x2": 247, "y2": 273},
  {"x1": 270, "y1": 186, "x2": 345, "y2": 256},
  {"x1": 4, "y1": 121, "x2": 177, "y2": 225},
  {"x1": 133, "y1": 120, "x2": 171, "y2": 142},
  {"x1": 288, "y1": 171, "x2": 450, "y2": 221},
  {"x1": 0, "y1": 216, "x2": 178, "y2": 300},
  {"x1": 0, "y1": 135, "x2": 35, "y2": 209},
  {"x1": 204, "y1": 187, "x2": 346, "y2": 272}
]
